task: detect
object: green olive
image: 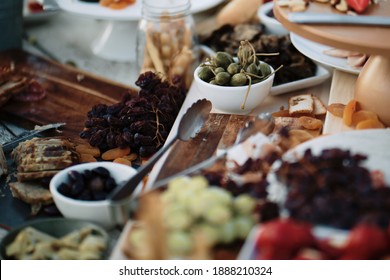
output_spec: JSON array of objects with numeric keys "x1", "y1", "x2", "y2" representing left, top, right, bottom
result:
[
  {"x1": 209, "y1": 79, "x2": 217, "y2": 85},
  {"x1": 245, "y1": 63, "x2": 259, "y2": 76},
  {"x1": 198, "y1": 66, "x2": 214, "y2": 82},
  {"x1": 259, "y1": 62, "x2": 272, "y2": 77},
  {"x1": 214, "y1": 67, "x2": 225, "y2": 74},
  {"x1": 230, "y1": 73, "x2": 248, "y2": 86},
  {"x1": 215, "y1": 72, "x2": 231, "y2": 86},
  {"x1": 215, "y1": 52, "x2": 234, "y2": 69},
  {"x1": 227, "y1": 63, "x2": 241, "y2": 75}
]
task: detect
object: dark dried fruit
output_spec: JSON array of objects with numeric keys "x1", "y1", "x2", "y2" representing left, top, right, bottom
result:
[
  {"x1": 80, "y1": 72, "x2": 186, "y2": 157},
  {"x1": 58, "y1": 167, "x2": 118, "y2": 201},
  {"x1": 276, "y1": 148, "x2": 390, "y2": 230}
]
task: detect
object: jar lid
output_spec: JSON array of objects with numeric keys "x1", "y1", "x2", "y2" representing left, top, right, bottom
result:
[{"x1": 142, "y1": 0, "x2": 191, "y2": 19}]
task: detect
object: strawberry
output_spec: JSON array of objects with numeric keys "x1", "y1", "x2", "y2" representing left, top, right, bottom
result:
[
  {"x1": 256, "y1": 218, "x2": 316, "y2": 259},
  {"x1": 341, "y1": 224, "x2": 389, "y2": 259},
  {"x1": 346, "y1": 0, "x2": 370, "y2": 14},
  {"x1": 28, "y1": 1, "x2": 44, "y2": 13}
]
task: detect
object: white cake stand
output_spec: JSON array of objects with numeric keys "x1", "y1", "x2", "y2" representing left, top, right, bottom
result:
[{"x1": 57, "y1": 0, "x2": 224, "y2": 62}]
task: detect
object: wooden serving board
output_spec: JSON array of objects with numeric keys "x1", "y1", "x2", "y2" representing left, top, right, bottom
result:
[
  {"x1": 155, "y1": 113, "x2": 255, "y2": 181},
  {"x1": 0, "y1": 49, "x2": 136, "y2": 138},
  {"x1": 274, "y1": 1, "x2": 390, "y2": 56}
]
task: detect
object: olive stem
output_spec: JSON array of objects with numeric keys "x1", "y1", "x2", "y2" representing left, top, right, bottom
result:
[
  {"x1": 240, "y1": 64, "x2": 284, "y2": 110},
  {"x1": 243, "y1": 71, "x2": 264, "y2": 80},
  {"x1": 241, "y1": 75, "x2": 252, "y2": 110},
  {"x1": 249, "y1": 42, "x2": 257, "y2": 64},
  {"x1": 264, "y1": 64, "x2": 284, "y2": 80},
  {"x1": 256, "y1": 52, "x2": 280, "y2": 56}
]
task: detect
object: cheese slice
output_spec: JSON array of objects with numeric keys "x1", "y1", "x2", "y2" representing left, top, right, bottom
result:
[{"x1": 288, "y1": 94, "x2": 314, "y2": 115}]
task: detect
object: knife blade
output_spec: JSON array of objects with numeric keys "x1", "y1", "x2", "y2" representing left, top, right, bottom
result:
[
  {"x1": 288, "y1": 13, "x2": 390, "y2": 26},
  {"x1": 2, "y1": 122, "x2": 66, "y2": 153}
]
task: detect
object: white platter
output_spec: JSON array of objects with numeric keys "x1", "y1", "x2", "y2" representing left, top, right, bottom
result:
[
  {"x1": 290, "y1": 33, "x2": 361, "y2": 75},
  {"x1": 270, "y1": 62, "x2": 330, "y2": 96},
  {"x1": 57, "y1": 0, "x2": 225, "y2": 21}
]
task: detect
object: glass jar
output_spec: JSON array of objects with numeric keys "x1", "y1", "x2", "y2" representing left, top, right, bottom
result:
[{"x1": 136, "y1": 0, "x2": 199, "y2": 88}]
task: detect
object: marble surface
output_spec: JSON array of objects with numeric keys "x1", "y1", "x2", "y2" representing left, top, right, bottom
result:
[
  {"x1": 24, "y1": 12, "x2": 140, "y2": 87},
  {"x1": 23, "y1": 4, "x2": 221, "y2": 88}
]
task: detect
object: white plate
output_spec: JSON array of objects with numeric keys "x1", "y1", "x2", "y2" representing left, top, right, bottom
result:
[
  {"x1": 290, "y1": 33, "x2": 361, "y2": 75},
  {"x1": 284, "y1": 129, "x2": 390, "y2": 184},
  {"x1": 270, "y1": 62, "x2": 330, "y2": 96},
  {"x1": 237, "y1": 224, "x2": 348, "y2": 260},
  {"x1": 57, "y1": 0, "x2": 225, "y2": 21},
  {"x1": 267, "y1": 129, "x2": 390, "y2": 204}
]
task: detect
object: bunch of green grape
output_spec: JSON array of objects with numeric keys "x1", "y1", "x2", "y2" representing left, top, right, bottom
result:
[{"x1": 128, "y1": 175, "x2": 257, "y2": 258}]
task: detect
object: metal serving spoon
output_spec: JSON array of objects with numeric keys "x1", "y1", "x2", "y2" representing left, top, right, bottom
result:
[{"x1": 108, "y1": 99, "x2": 212, "y2": 202}]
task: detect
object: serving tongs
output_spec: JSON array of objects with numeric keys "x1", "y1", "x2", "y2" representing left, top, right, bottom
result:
[
  {"x1": 152, "y1": 112, "x2": 275, "y2": 189},
  {"x1": 1, "y1": 122, "x2": 66, "y2": 154}
]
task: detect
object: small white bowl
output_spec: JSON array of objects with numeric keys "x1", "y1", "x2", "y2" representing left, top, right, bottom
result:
[
  {"x1": 258, "y1": 2, "x2": 289, "y2": 36},
  {"x1": 193, "y1": 65, "x2": 274, "y2": 115},
  {"x1": 50, "y1": 162, "x2": 138, "y2": 229}
]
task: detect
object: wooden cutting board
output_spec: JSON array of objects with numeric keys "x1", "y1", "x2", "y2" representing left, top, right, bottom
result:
[{"x1": 0, "y1": 49, "x2": 136, "y2": 138}]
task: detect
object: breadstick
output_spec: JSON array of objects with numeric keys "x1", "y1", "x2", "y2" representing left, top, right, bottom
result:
[{"x1": 146, "y1": 33, "x2": 165, "y2": 74}]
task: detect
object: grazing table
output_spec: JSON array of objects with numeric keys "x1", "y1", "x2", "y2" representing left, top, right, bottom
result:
[{"x1": 0, "y1": 4, "x2": 339, "y2": 252}]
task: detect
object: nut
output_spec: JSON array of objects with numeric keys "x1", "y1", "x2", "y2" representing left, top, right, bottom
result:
[{"x1": 335, "y1": 0, "x2": 348, "y2": 12}]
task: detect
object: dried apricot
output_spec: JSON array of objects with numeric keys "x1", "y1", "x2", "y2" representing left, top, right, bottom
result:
[
  {"x1": 298, "y1": 116, "x2": 323, "y2": 130},
  {"x1": 343, "y1": 99, "x2": 358, "y2": 126},
  {"x1": 272, "y1": 109, "x2": 291, "y2": 117},
  {"x1": 351, "y1": 110, "x2": 379, "y2": 127},
  {"x1": 289, "y1": 129, "x2": 314, "y2": 143},
  {"x1": 356, "y1": 119, "x2": 385, "y2": 130},
  {"x1": 101, "y1": 147, "x2": 131, "y2": 161},
  {"x1": 80, "y1": 153, "x2": 97, "y2": 163},
  {"x1": 113, "y1": 158, "x2": 132, "y2": 166},
  {"x1": 76, "y1": 144, "x2": 101, "y2": 158},
  {"x1": 327, "y1": 103, "x2": 346, "y2": 118},
  {"x1": 123, "y1": 153, "x2": 138, "y2": 162}
]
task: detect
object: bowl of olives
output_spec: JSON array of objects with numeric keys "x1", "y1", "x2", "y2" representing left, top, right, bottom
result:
[
  {"x1": 194, "y1": 42, "x2": 276, "y2": 115},
  {"x1": 50, "y1": 162, "x2": 139, "y2": 229}
]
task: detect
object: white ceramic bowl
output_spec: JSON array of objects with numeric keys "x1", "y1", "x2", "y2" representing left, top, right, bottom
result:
[
  {"x1": 193, "y1": 65, "x2": 274, "y2": 115},
  {"x1": 258, "y1": 2, "x2": 289, "y2": 36},
  {"x1": 50, "y1": 162, "x2": 138, "y2": 229}
]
